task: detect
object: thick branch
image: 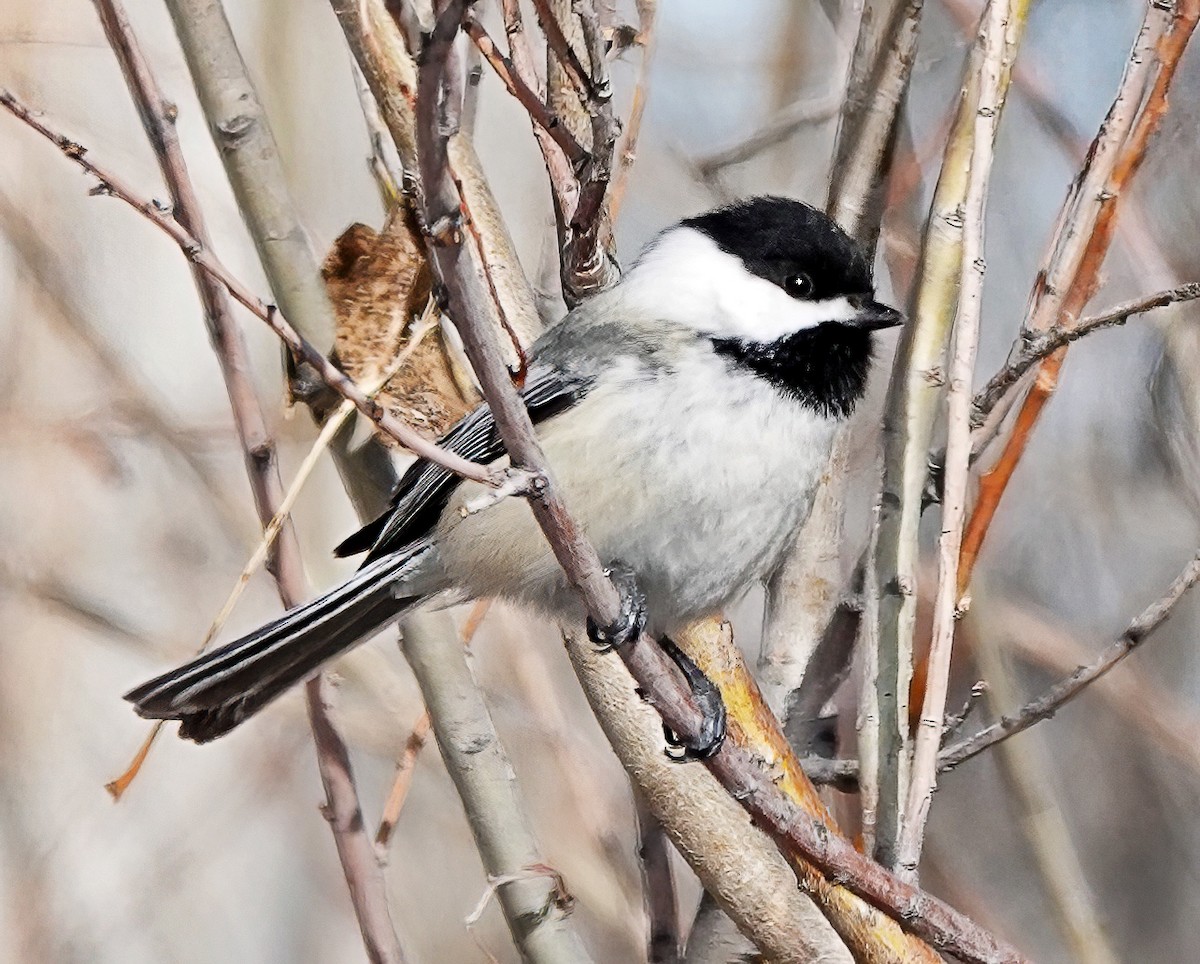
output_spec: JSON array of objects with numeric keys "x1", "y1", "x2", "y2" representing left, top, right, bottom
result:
[
  {"x1": 826, "y1": 0, "x2": 925, "y2": 245},
  {"x1": 401, "y1": 610, "x2": 592, "y2": 962},
  {"x1": 896, "y1": 0, "x2": 1018, "y2": 882}
]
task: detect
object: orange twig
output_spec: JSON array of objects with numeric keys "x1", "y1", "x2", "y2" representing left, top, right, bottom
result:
[
  {"x1": 957, "y1": 0, "x2": 1199, "y2": 591},
  {"x1": 375, "y1": 710, "x2": 434, "y2": 853}
]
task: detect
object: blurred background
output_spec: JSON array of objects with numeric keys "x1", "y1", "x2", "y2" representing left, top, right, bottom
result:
[{"x1": 2, "y1": 0, "x2": 1199, "y2": 961}]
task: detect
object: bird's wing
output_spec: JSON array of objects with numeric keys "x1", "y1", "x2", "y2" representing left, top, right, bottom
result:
[{"x1": 334, "y1": 364, "x2": 593, "y2": 563}]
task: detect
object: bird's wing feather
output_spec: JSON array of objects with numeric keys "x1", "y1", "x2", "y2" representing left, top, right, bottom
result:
[{"x1": 335, "y1": 364, "x2": 592, "y2": 563}]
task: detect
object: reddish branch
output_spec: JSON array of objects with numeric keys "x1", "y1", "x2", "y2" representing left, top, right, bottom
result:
[
  {"x1": 957, "y1": 0, "x2": 1200, "y2": 590},
  {"x1": 413, "y1": 6, "x2": 1026, "y2": 961},
  {"x1": 0, "y1": 89, "x2": 496, "y2": 489},
  {"x1": 464, "y1": 17, "x2": 588, "y2": 169},
  {"x1": 85, "y1": 2, "x2": 408, "y2": 961},
  {"x1": 476, "y1": 0, "x2": 618, "y2": 305}
]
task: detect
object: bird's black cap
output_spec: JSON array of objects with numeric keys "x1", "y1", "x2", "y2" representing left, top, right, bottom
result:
[{"x1": 682, "y1": 196, "x2": 874, "y2": 302}]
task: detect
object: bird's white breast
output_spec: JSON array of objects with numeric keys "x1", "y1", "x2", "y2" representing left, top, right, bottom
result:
[{"x1": 434, "y1": 348, "x2": 840, "y2": 634}]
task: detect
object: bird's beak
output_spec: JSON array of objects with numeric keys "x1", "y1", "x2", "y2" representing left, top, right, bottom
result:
[{"x1": 850, "y1": 299, "x2": 904, "y2": 331}]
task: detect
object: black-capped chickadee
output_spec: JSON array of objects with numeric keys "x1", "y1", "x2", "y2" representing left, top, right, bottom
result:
[{"x1": 127, "y1": 196, "x2": 901, "y2": 745}]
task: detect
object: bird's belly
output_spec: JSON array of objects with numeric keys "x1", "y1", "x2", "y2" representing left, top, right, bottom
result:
[{"x1": 434, "y1": 372, "x2": 838, "y2": 633}]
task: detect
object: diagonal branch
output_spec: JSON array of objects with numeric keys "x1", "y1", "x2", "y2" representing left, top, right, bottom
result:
[
  {"x1": 801, "y1": 547, "x2": 1200, "y2": 789},
  {"x1": 464, "y1": 16, "x2": 589, "y2": 169},
  {"x1": 0, "y1": 90, "x2": 497, "y2": 488},
  {"x1": 938, "y1": 550, "x2": 1200, "y2": 773},
  {"x1": 972, "y1": 281, "x2": 1200, "y2": 425}
]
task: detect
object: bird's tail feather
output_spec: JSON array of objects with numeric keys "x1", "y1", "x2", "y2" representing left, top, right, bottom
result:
[{"x1": 125, "y1": 549, "x2": 426, "y2": 743}]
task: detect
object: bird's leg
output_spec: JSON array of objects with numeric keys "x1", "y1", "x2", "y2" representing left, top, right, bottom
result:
[
  {"x1": 585, "y1": 563, "x2": 727, "y2": 760},
  {"x1": 586, "y1": 562, "x2": 647, "y2": 652},
  {"x1": 658, "y1": 635, "x2": 727, "y2": 762}
]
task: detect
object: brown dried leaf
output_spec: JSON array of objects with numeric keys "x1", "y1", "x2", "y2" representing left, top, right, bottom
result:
[{"x1": 324, "y1": 210, "x2": 475, "y2": 442}]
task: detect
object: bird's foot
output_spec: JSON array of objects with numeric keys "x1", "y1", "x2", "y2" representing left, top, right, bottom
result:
[
  {"x1": 658, "y1": 635, "x2": 727, "y2": 762},
  {"x1": 586, "y1": 561, "x2": 647, "y2": 652}
]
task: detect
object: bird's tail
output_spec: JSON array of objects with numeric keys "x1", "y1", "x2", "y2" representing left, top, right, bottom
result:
[{"x1": 125, "y1": 549, "x2": 427, "y2": 743}]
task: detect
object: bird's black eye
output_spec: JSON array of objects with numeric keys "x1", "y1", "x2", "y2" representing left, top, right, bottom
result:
[{"x1": 783, "y1": 272, "x2": 814, "y2": 299}]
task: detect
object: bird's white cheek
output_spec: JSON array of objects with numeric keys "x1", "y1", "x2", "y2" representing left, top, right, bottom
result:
[{"x1": 718, "y1": 288, "x2": 857, "y2": 343}]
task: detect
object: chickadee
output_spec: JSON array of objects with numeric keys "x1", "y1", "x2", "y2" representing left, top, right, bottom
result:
[{"x1": 127, "y1": 196, "x2": 901, "y2": 747}]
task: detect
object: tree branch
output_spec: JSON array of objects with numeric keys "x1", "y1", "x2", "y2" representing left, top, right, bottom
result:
[
  {"x1": 972, "y1": 281, "x2": 1200, "y2": 425},
  {"x1": 634, "y1": 798, "x2": 681, "y2": 964},
  {"x1": 895, "y1": 0, "x2": 1019, "y2": 883},
  {"x1": 865, "y1": 0, "x2": 1032, "y2": 868},
  {"x1": 410, "y1": 10, "x2": 598, "y2": 961},
  {"x1": 400, "y1": 610, "x2": 594, "y2": 962},
  {"x1": 464, "y1": 16, "x2": 589, "y2": 169},
  {"x1": 827, "y1": 0, "x2": 925, "y2": 246},
  {"x1": 958, "y1": 0, "x2": 1200, "y2": 589},
  {"x1": 608, "y1": 0, "x2": 657, "y2": 223},
  {"x1": 938, "y1": 550, "x2": 1200, "y2": 773},
  {"x1": 801, "y1": 548, "x2": 1200, "y2": 789}
]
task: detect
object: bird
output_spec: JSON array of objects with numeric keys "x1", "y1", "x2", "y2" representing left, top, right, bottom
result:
[{"x1": 126, "y1": 195, "x2": 901, "y2": 749}]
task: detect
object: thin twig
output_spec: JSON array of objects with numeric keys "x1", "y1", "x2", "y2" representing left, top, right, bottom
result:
[
  {"x1": 940, "y1": 551, "x2": 1200, "y2": 772},
  {"x1": 896, "y1": 0, "x2": 1018, "y2": 883},
  {"x1": 113, "y1": 309, "x2": 438, "y2": 795},
  {"x1": 465, "y1": 16, "x2": 589, "y2": 169},
  {"x1": 0, "y1": 91, "x2": 495, "y2": 487},
  {"x1": 374, "y1": 709, "x2": 433, "y2": 855},
  {"x1": 679, "y1": 620, "x2": 941, "y2": 961},
  {"x1": 351, "y1": 59, "x2": 405, "y2": 207},
  {"x1": 414, "y1": 9, "x2": 1025, "y2": 959},
  {"x1": 84, "y1": 3, "x2": 408, "y2": 960},
  {"x1": 608, "y1": 0, "x2": 656, "y2": 222},
  {"x1": 696, "y1": 90, "x2": 844, "y2": 179},
  {"x1": 804, "y1": 549, "x2": 1200, "y2": 790},
  {"x1": 972, "y1": 281, "x2": 1200, "y2": 424}
]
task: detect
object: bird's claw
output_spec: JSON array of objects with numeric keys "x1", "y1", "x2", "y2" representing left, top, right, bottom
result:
[
  {"x1": 586, "y1": 562, "x2": 647, "y2": 652},
  {"x1": 659, "y1": 636, "x2": 727, "y2": 762},
  {"x1": 585, "y1": 566, "x2": 726, "y2": 760}
]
